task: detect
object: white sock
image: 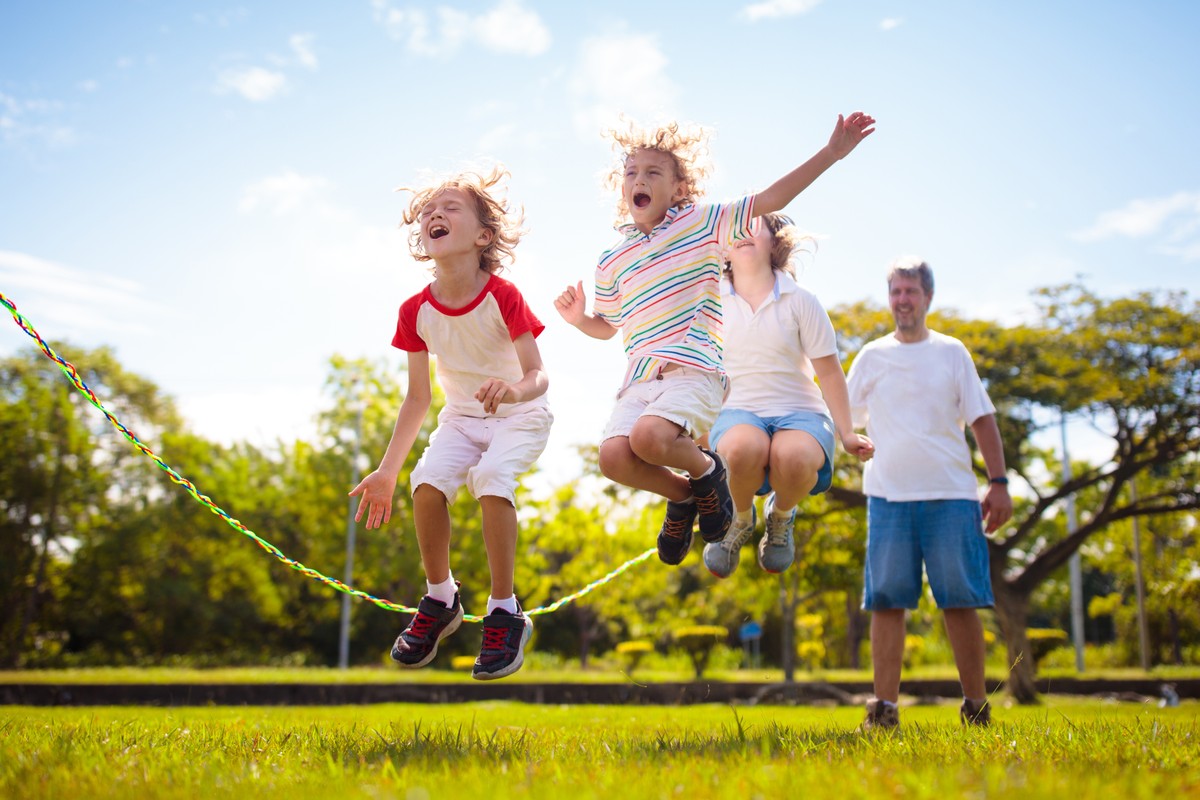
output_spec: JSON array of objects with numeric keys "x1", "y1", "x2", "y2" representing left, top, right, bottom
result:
[
  {"x1": 878, "y1": 699, "x2": 898, "y2": 710},
  {"x1": 427, "y1": 575, "x2": 457, "y2": 606},
  {"x1": 770, "y1": 503, "x2": 795, "y2": 520},
  {"x1": 693, "y1": 454, "x2": 716, "y2": 479},
  {"x1": 487, "y1": 595, "x2": 519, "y2": 615},
  {"x1": 735, "y1": 509, "x2": 753, "y2": 525}
]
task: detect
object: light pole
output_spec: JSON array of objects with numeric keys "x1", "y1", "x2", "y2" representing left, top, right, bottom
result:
[
  {"x1": 1061, "y1": 413, "x2": 1086, "y2": 672},
  {"x1": 337, "y1": 386, "x2": 364, "y2": 670},
  {"x1": 1130, "y1": 481, "x2": 1151, "y2": 671}
]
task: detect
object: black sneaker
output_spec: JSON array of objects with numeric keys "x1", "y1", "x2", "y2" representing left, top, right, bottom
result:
[
  {"x1": 960, "y1": 698, "x2": 991, "y2": 726},
  {"x1": 691, "y1": 448, "x2": 734, "y2": 543},
  {"x1": 472, "y1": 605, "x2": 533, "y2": 681},
  {"x1": 657, "y1": 499, "x2": 697, "y2": 565},
  {"x1": 861, "y1": 698, "x2": 900, "y2": 732},
  {"x1": 390, "y1": 589, "x2": 464, "y2": 668}
]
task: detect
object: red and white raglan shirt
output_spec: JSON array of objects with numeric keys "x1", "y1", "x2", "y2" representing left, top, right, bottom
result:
[{"x1": 392, "y1": 274, "x2": 548, "y2": 419}]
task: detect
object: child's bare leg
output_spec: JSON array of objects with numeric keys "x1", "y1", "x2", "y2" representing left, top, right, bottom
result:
[
  {"x1": 766, "y1": 430, "x2": 825, "y2": 510},
  {"x1": 479, "y1": 495, "x2": 517, "y2": 600},
  {"x1": 413, "y1": 483, "x2": 453, "y2": 584},
  {"x1": 715, "y1": 424, "x2": 770, "y2": 511},
  {"x1": 599, "y1": 436, "x2": 691, "y2": 501},
  {"x1": 627, "y1": 415, "x2": 710, "y2": 476}
]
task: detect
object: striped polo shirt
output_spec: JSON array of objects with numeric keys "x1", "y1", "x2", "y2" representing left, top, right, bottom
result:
[{"x1": 594, "y1": 195, "x2": 755, "y2": 391}]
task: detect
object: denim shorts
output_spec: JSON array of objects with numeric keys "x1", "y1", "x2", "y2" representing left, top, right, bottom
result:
[
  {"x1": 708, "y1": 408, "x2": 834, "y2": 496},
  {"x1": 862, "y1": 497, "x2": 994, "y2": 610}
]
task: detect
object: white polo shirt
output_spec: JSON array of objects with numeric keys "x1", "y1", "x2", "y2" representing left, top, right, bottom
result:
[{"x1": 721, "y1": 272, "x2": 838, "y2": 417}]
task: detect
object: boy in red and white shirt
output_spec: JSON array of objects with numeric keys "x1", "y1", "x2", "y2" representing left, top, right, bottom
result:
[{"x1": 351, "y1": 167, "x2": 551, "y2": 680}]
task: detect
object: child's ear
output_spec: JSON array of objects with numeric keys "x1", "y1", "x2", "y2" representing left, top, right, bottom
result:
[
  {"x1": 672, "y1": 178, "x2": 687, "y2": 204},
  {"x1": 476, "y1": 227, "x2": 494, "y2": 247}
]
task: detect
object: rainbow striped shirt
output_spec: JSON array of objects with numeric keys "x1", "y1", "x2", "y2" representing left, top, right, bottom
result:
[{"x1": 595, "y1": 196, "x2": 755, "y2": 390}]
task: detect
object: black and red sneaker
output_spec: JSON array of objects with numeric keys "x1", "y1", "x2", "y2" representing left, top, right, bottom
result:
[
  {"x1": 692, "y1": 448, "x2": 734, "y2": 543},
  {"x1": 472, "y1": 605, "x2": 533, "y2": 681},
  {"x1": 390, "y1": 589, "x2": 464, "y2": 668},
  {"x1": 657, "y1": 499, "x2": 697, "y2": 565}
]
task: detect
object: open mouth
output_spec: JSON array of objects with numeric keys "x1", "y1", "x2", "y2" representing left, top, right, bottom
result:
[
  {"x1": 633, "y1": 192, "x2": 651, "y2": 209},
  {"x1": 429, "y1": 224, "x2": 449, "y2": 240}
]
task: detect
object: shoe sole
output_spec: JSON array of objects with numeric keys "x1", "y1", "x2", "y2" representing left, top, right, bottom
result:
[
  {"x1": 697, "y1": 450, "x2": 733, "y2": 544},
  {"x1": 657, "y1": 531, "x2": 693, "y2": 566},
  {"x1": 391, "y1": 604, "x2": 464, "y2": 668},
  {"x1": 472, "y1": 615, "x2": 534, "y2": 681}
]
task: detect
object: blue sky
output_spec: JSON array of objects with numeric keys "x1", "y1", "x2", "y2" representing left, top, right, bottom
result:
[{"x1": 3, "y1": 0, "x2": 1198, "y2": 483}]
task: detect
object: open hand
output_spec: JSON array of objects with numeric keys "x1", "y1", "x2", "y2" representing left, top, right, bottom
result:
[
  {"x1": 349, "y1": 471, "x2": 397, "y2": 530},
  {"x1": 828, "y1": 111, "x2": 876, "y2": 159}
]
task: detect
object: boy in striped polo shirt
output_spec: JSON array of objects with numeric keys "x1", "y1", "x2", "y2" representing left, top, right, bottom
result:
[{"x1": 555, "y1": 114, "x2": 875, "y2": 566}]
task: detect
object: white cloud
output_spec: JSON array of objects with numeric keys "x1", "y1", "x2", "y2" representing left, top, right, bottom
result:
[
  {"x1": 78, "y1": 79, "x2": 100, "y2": 92},
  {"x1": 1073, "y1": 191, "x2": 1200, "y2": 261},
  {"x1": 0, "y1": 91, "x2": 75, "y2": 148},
  {"x1": 741, "y1": 0, "x2": 824, "y2": 22},
  {"x1": 289, "y1": 34, "x2": 319, "y2": 70},
  {"x1": 0, "y1": 250, "x2": 160, "y2": 338},
  {"x1": 371, "y1": 0, "x2": 550, "y2": 57},
  {"x1": 880, "y1": 18, "x2": 903, "y2": 31},
  {"x1": 238, "y1": 171, "x2": 330, "y2": 215},
  {"x1": 180, "y1": 386, "x2": 323, "y2": 446},
  {"x1": 569, "y1": 33, "x2": 678, "y2": 138},
  {"x1": 215, "y1": 66, "x2": 288, "y2": 101}
]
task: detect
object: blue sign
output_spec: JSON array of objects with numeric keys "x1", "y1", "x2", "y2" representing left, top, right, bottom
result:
[{"x1": 739, "y1": 621, "x2": 763, "y2": 642}]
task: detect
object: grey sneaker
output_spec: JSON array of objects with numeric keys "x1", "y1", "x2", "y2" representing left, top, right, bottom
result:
[
  {"x1": 960, "y1": 698, "x2": 991, "y2": 726},
  {"x1": 703, "y1": 507, "x2": 756, "y2": 579},
  {"x1": 757, "y1": 493, "x2": 795, "y2": 573},
  {"x1": 862, "y1": 698, "x2": 900, "y2": 732}
]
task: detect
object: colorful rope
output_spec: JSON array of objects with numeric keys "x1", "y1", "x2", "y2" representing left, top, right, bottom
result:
[{"x1": 1, "y1": 290, "x2": 657, "y2": 622}]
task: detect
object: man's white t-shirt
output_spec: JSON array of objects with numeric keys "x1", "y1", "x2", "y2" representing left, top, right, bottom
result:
[
  {"x1": 721, "y1": 272, "x2": 838, "y2": 418},
  {"x1": 846, "y1": 330, "x2": 995, "y2": 501}
]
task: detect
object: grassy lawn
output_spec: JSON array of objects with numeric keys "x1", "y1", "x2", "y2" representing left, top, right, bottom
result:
[
  {"x1": 3, "y1": 664, "x2": 1197, "y2": 684},
  {"x1": 2, "y1": 700, "x2": 1197, "y2": 799}
]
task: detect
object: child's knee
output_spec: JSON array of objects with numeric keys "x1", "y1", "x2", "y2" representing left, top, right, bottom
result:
[
  {"x1": 721, "y1": 437, "x2": 769, "y2": 473},
  {"x1": 413, "y1": 483, "x2": 448, "y2": 508},
  {"x1": 627, "y1": 418, "x2": 679, "y2": 463},
  {"x1": 598, "y1": 438, "x2": 635, "y2": 481}
]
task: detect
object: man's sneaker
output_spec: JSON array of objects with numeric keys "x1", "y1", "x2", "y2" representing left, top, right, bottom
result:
[
  {"x1": 472, "y1": 605, "x2": 534, "y2": 681},
  {"x1": 691, "y1": 448, "x2": 734, "y2": 543},
  {"x1": 960, "y1": 698, "x2": 992, "y2": 726},
  {"x1": 861, "y1": 699, "x2": 900, "y2": 732},
  {"x1": 390, "y1": 589, "x2": 464, "y2": 668},
  {"x1": 703, "y1": 507, "x2": 756, "y2": 579},
  {"x1": 657, "y1": 499, "x2": 697, "y2": 565},
  {"x1": 758, "y1": 493, "x2": 796, "y2": 574}
]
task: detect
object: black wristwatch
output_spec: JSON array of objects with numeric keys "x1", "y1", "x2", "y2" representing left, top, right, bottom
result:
[{"x1": 989, "y1": 476, "x2": 1009, "y2": 486}]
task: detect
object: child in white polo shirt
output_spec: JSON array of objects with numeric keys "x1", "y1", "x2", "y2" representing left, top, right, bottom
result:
[
  {"x1": 555, "y1": 113, "x2": 875, "y2": 567},
  {"x1": 351, "y1": 167, "x2": 551, "y2": 680},
  {"x1": 703, "y1": 213, "x2": 874, "y2": 579}
]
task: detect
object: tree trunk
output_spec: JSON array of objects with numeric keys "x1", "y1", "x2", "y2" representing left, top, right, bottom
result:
[
  {"x1": 991, "y1": 581, "x2": 1040, "y2": 704},
  {"x1": 845, "y1": 591, "x2": 865, "y2": 670},
  {"x1": 779, "y1": 573, "x2": 797, "y2": 683}
]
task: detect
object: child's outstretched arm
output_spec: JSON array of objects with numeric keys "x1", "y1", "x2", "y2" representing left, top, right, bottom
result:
[
  {"x1": 554, "y1": 280, "x2": 617, "y2": 340},
  {"x1": 754, "y1": 112, "x2": 876, "y2": 217},
  {"x1": 811, "y1": 354, "x2": 875, "y2": 462},
  {"x1": 349, "y1": 350, "x2": 432, "y2": 529},
  {"x1": 474, "y1": 331, "x2": 549, "y2": 414}
]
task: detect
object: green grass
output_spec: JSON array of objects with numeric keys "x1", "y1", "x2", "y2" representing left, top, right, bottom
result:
[
  {"x1": 4, "y1": 663, "x2": 1196, "y2": 684},
  {"x1": 2, "y1": 700, "x2": 1197, "y2": 798}
]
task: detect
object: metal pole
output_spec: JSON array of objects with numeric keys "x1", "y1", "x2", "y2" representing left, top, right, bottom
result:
[
  {"x1": 337, "y1": 395, "x2": 364, "y2": 670},
  {"x1": 1061, "y1": 414, "x2": 1086, "y2": 672},
  {"x1": 1130, "y1": 482, "x2": 1151, "y2": 671}
]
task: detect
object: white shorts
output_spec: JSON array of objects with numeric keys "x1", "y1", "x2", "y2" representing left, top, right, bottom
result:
[
  {"x1": 410, "y1": 406, "x2": 553, "y2": 505},
  {"x1": 602, "y1": 366, "x2": 724, "y2": 442}
]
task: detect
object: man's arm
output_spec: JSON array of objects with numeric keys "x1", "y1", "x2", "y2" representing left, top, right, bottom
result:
[
  {"x1": 554, "y1": 280, "x2": 618, "y2": 340},
  {"x1": 970, "y1": 413, "x2": 1013, "y2": 533},
  {"x1": 753, "y1": 112, "x2": 876, "y2": 216}
]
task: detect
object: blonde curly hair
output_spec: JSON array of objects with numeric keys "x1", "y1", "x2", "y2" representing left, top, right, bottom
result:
[
  {"x1": 723, "y1": 213, "x2": 817, "y2": 280},
  {"x1": 398, "y1": 166, "x2": 523, "y2": 273},
  {"x1": 602, "y1": 119, "x2": 712, "y2": 221}
]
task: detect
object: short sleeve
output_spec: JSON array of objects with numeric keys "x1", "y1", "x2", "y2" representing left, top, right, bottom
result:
[
  {"x1": 490, "y1": 278, "x2": 545, "y2": 340},
  {"x1": 793, "y1": 288, "x2": 838, "y2": 360},
  {"x1": 716, "y1": 195, "x2": 756, "y2": 246},
  {"x1": 846, "y1": 350, "x2": 872, "y2": 429},
  {"x1": 391, "y1": 293, "x2": 428, "y2": 352},
  {"x1": 954, "y1": 342, "x2": 996, "y2": 425}
]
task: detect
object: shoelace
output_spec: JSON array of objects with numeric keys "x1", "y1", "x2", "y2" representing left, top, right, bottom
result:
[
  {"x1": 406, "y1": 611, "x2": 436, "y2": 639},
  {"x1": 695, "y1": 490, "x2": 721, "y2": 517},
  {"x1": 661, "y1": 514, "x2": 690, "y2": 539},
  {"x1": 480, "y1": 623, "x2": 511, "y2": 651},
  {"x1": 721, "y1": 520, "x2": 755, "y2": 553},
  {"x1": 764, "y1": 515, "x2": 792, "y2": 546}
]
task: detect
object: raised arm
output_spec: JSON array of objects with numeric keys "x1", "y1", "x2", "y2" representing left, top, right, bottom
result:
[
  {"x1": 753, "y1": 112, "x2": 876, "y2": 217},
  {"x1": 349, "y1": 350, "x2": 432, "y2": 529},
  {"x1": 811, "y1": 354, "x2": 874, "y2": 461},
  {"x1": 970, "y1": 413, "x2": 1012, "y2": 533},
  {"x1": 554, "y1": 280, "x2": 618, "y2": 340}
]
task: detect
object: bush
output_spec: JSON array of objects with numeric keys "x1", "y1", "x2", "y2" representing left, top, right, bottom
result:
[
  {"x1": 672, "y1": 625, "x2": 728, "y2": 679},
  {"x1": 1026, "y1": 628, "x2": 1070, "y2": 665},
  {"x1": 615, "y1": 641, "x2": 653, "y2": 674}
]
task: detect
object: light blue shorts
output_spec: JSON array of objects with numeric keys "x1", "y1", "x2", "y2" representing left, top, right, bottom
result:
[
  {"x1": 708, "y1": 408, "x2": 834, "y2": 496},
  {"x1": 862, "y1": 497, "x2": 994, "y2": 611}
]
